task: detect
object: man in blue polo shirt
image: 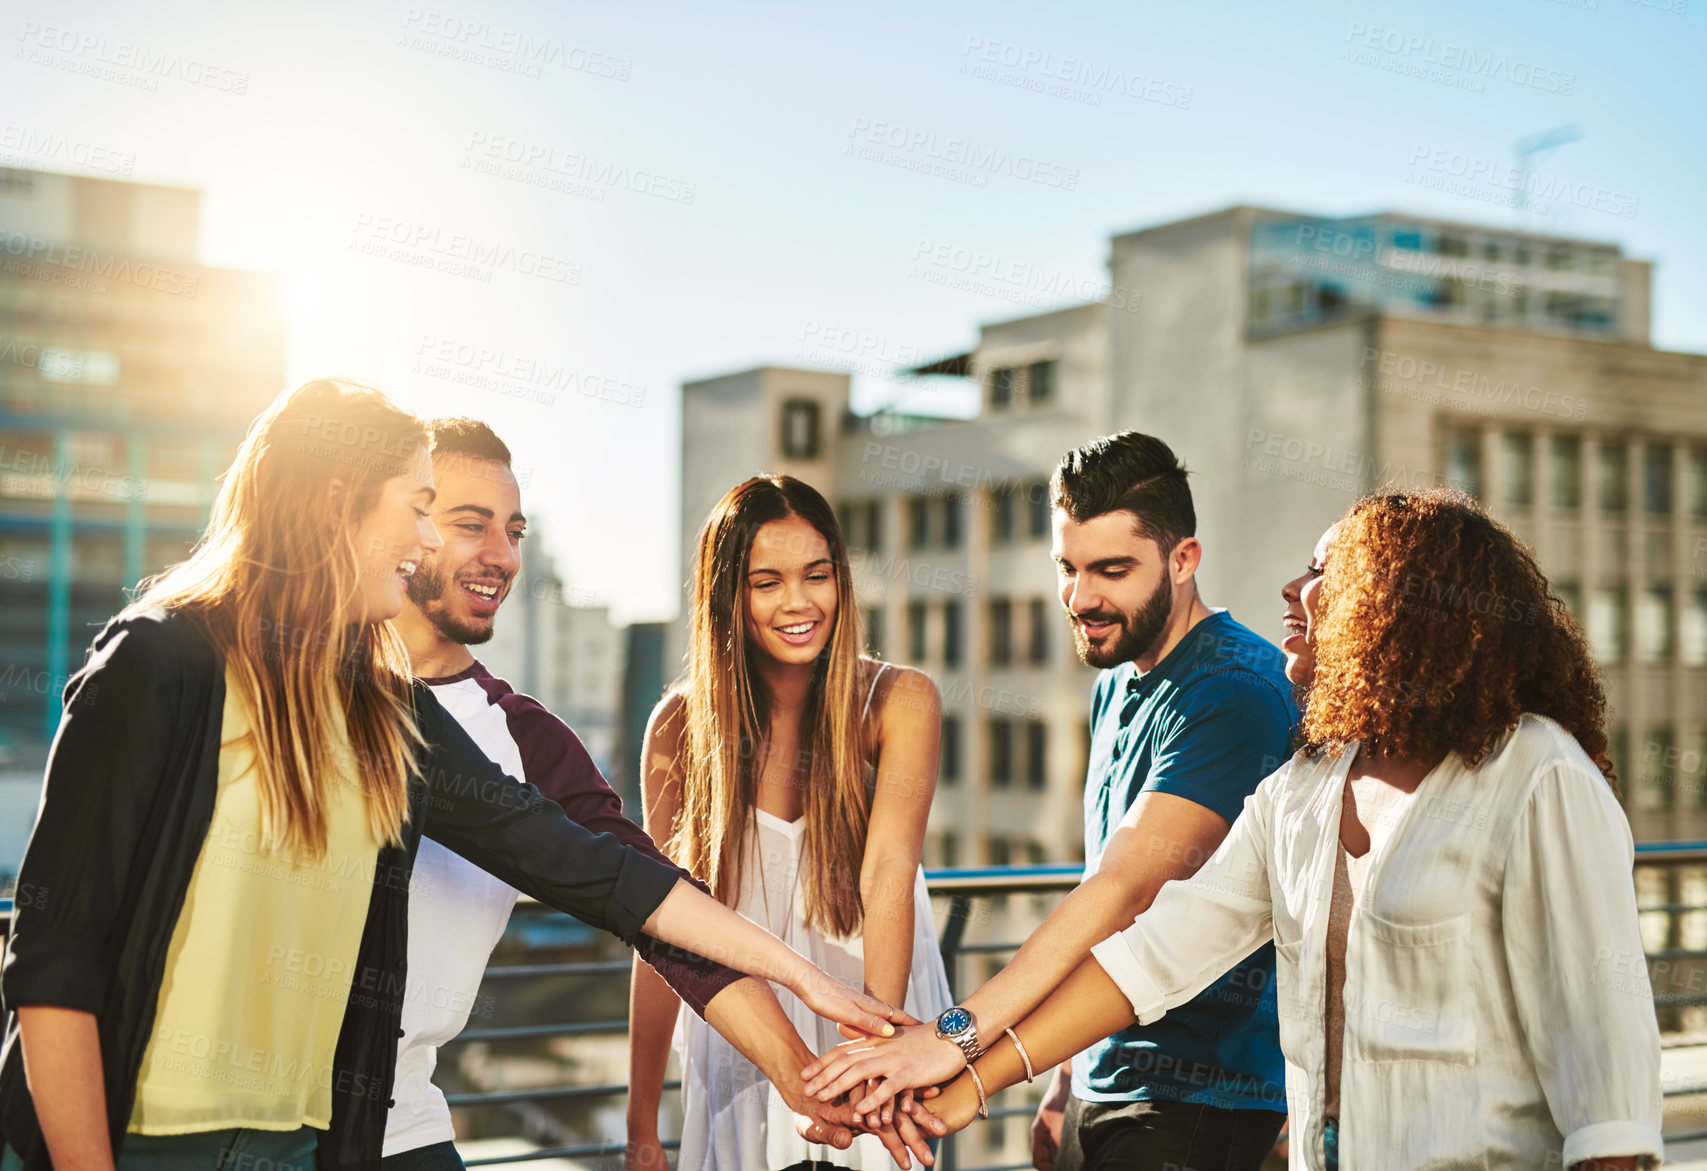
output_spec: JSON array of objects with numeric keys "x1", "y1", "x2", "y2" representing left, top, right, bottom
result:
[
  {"x1": 799, "y1": 432, "x2": 1293, "y2": 1168},
  {"x1": 1038, "y1": 431, "x2": 1294, "y2": 1169}
]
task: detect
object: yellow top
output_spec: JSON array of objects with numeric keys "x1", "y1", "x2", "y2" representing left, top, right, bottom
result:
[{"x1": 129, "y1": 667, "x2": 380, "y2": 1135}]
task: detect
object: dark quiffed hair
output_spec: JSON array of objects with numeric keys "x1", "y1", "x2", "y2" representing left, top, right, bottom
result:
[
  {"x1": 427, "y1": 417, "x2": 512, "y2": 466},
  {"x1": 1302, "y1": 488, "x2": 1615, "y2": 788},
  {"x1": 1050, "y1": 431, "x2": 1195, "y2": 552}
]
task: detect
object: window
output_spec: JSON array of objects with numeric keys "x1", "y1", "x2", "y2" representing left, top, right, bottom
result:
[
  {"x1": 1501, "y1": 431, "x2": 1534, "y2": 509},
  {"x1": 988, "y1": 598, "x2": 1013, "y2": 667},
  {"x1": 864, "y1": 606, "x2": 885, "y2": 658},
  {"x1": 779, "y1": 398, "x2": 821, "y2": 459},
  {"x1": 1443, "y1": 428, "x2": 1482, "y2": 499},
  {"x1": 1025, "y1": 721, "x2": 1047, "y2": 791},
  {"x1": 1609, "y1": 727, "x2": 1630, "y2": 804},
  {"x1": 987, "y1": 835, "x2": 1012, "y2": 865},
  {"x1": 1637, "y1": 727, "x2": 1675, "y2": 812},
  {"x1": 1685, "y1": 729, "x2": 1707, "y2": 807},
  {"x1": 865, "y1": 501, "x2": 884, "y2": 552},
  {"x1": 1028, "y1": 482, "x2": 1051, "y2": 538},
  {"x1": 1587, "y1": 587, "x2": 1627, "y2": 663},
  {"x1": 1028, "y1": 598, "x2": 1050, "y2": 665},
  {"x1": 1636, "y1": 586, "x2": 1674, "y2": 663},
  {"x1": 842, "y1": 500, "x2": 879, "y2": 550},
  {"x1": 1683, "y1": 589, "x2": 1707, "y2": 668},
  {"x1": 1555, "y1": 581, "x2": 1582, "y2": 623},
  {"x1": 1551, "y1": 436, "x2": 1582, "y2": 510},
  {"x1": 941, "y1": 715, "x2": 961, "y2": 785},
  {"x1": 1598, "y1": 442, "x2": 1629, "y2": 512},
  {"x1": 941, "y1": 494, "x2": 962, "y2": 549},
  {"x1": 988, "y1": 720, "x2": 1013, "y2": 788},
  {"x1": 1028, "y1": 361, "x2": 1056, "y2": 405},
  {"x1": 940, "y1": 831, "x2": 959, "y2": 868},
  {"x1": 1689, "y1": 448, "x2": 1707, "y2": 519},
  {"x1": 990, "y1": 367, "x2": 1015, "y2": 409},
  {"x1": 907, "y1": 600, "x2": 929, "y2": 662},
  {"x1": 990, "y1": 489, "x2": 1015, "y2": 544},
  {"x1": 1644, "y1": 444, "x2": 1674, "y2": 516},
  {"x1": 943, "y1": 600, "x2": 963, "y2": 668},
  {"x1": 1438, "y1": 234, "x2": 1469, "y2": 258},
  {"x1": 907, "y1": 497, "x2": 930, "y2": 549},
  {"x1": 1546, "y1": 244, "x2": 1573, "y2": 271}
]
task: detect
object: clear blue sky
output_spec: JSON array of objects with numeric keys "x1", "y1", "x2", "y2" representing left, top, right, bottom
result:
[{"x1": 4, "y1": 0, "x2": 1702, "y2": 621}]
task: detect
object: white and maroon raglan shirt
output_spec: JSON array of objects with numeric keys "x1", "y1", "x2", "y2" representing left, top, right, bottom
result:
[{"x1": 383, "y1": 662, "x2": 740, "y2": 1159}]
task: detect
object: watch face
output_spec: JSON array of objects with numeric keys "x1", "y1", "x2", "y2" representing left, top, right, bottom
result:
[{"x1": 939, "y1": 1007, "x2": 972, "y2": 1035}]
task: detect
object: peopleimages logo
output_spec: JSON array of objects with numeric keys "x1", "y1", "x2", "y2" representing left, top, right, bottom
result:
[
  {"x1": 845, "y1": 118, "x2": 1080, "y2": 191},
  {"x1": 0, "y1": 231, "x2": 199, "y2": 297},
  {"x1": 959, "y1": 35, "x2": 1192, "y2": 109},
  {"x1": 0, "y1": 125, "x2": 135, "y2": 175},
  {"x1": 399, "y1": 9, "x2": 632, "y2": 80},
  {"x1": 349, "y1": 214, "x2": 580, "y2": 285},
  {"x1": 1341, "y1": 22, "x2": 1577, "y2": 95},
  {"x1": 16, "y1": 22, "x2": 250, "y2": 93}
]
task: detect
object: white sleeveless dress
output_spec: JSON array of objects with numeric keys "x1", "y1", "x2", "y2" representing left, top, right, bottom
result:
[{"x1": 672, "y1": 665, "x2": 954, "y2": 1171}]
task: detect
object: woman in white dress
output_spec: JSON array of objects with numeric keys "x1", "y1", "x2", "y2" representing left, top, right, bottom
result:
[{"x1": 627, "y1": 474, "x2": 953, "y2": 1171}]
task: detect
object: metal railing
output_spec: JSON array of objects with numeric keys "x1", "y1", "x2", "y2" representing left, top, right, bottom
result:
[{"x1": 4, "y1": 847, "x2": 1706, "y2": 1168}]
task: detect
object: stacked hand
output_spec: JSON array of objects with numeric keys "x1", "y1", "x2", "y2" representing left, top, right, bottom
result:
[
  {"x1": 790, "y1": 1012, "x2": 952, "y2": 1168},
  {"x1": 802, "y1": 1020, "x2": 968, "y2": 1121}
]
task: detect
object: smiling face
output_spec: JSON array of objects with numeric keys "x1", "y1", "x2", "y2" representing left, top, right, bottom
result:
[
  {"x1": 1280, "y1": 523, "x2": 1339, "y2": 687},
  {"x1": 1053, "y1": 508, "x2": 1177, "y2": 669},
  {"x1": 743, "y1": 514, "x2": 839, "y2": 667},
  {"x1": 405, "y1": 454, "x2": 525, "y2": 645},
  {"x1": 349, "y1": 445, "x2": 441, "y2": 625}
]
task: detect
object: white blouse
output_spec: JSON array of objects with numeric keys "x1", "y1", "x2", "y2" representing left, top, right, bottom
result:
[{"x1": 1089, "y1": 714, "x2": 1663, "y2": 1170}]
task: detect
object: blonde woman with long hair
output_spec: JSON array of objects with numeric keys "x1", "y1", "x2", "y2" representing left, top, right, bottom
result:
[
  {"x1": 0, "y1": 383, "x2": 901, "y2": 1171},
  {"x1": 628, "y1": 475, "x2": 952, "y2": 1171}
]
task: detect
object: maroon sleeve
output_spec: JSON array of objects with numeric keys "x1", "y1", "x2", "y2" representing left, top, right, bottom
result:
[{"x1": 494, "y1": 688, "x2": 743, "y2": 1016}]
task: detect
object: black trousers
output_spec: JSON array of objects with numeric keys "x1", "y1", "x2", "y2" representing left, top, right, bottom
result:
[
  {"x1": 1056, "y1": 1094, "x2": 1285, "y2": 1171},
  {"x1": 380, "y1": 1141, "x2": 466, "y2": 1171}
]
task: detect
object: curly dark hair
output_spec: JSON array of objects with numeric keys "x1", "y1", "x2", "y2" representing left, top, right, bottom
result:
[{"x1": 1301, "y1": 488, "x2": 1615, "y2": 789}]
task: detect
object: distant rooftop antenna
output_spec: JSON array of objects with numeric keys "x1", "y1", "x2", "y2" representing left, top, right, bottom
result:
[{"x1": 1512, "y1": 125, "x2": 1582, "y2": 226}]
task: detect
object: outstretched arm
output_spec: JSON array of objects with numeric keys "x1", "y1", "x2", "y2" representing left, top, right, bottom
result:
[
  {"x1": 419, "y1": 687, "x2": 901, "y2": 1037},
  {"x1": 805, "y1": 773, "x2": 1282, "y2": 1111},
  {"x1": 801, "y1": 789, "x2": 1238, "y2": 1105},
  {"x1": 930, "y1": 960, "x2": 1134, "y2": 1132}
]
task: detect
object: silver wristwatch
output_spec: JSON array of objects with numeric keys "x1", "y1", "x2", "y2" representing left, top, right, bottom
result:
[{"x1": 934, "y1": 1005, "x2": 983, "y2": 1064}]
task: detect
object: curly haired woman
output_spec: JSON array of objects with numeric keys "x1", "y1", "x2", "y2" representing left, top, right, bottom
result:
[{"x1": 806, "y1": 489, "x2": 1662, "y2": 1170}]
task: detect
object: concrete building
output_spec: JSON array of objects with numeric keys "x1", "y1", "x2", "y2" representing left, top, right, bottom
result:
[
  {"x1": 0, "y1": 167, "x2": 286, "y2": 875},
  {"x1": 679, "y1": 204, "x2": 1707, "y2": 869},
  {"x1": 478, "y1": 519, "x2": 626, "y2": 782}
]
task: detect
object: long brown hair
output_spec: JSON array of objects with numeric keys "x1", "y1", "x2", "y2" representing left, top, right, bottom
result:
[
  {"x1": 668, "y1": 475, "x2": 871, "y2": 936},
  {"x1": 132, "y1": 379, "x2": 428, "y2": 859},
  {"x1": 1301, "y1": 488, "x2": 1615, "y2": 787}
]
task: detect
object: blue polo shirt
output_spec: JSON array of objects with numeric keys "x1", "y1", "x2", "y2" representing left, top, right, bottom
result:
[{"x1": 1071, "y1": 609, "x2": 1295, "y2": 1113}]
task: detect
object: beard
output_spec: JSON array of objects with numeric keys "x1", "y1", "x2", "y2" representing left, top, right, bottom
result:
[
  {"x1": 1071, "y1": 575, "x2": 1174, "y2": 669},
  {"x1": 406, "y1": 561, "x2": 500, "y2": 646}
]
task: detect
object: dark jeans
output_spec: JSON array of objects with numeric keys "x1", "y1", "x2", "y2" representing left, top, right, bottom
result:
[
  {"x1": 1056, "y1": 1094, "x2": 1286, "y2": 1171},
  {"x1": 5, "y1": 1128, "x2": 319, "y2": 1171},
  {"x1": 382, "y1": 1140, "x2": 466, "y2": 1171}
]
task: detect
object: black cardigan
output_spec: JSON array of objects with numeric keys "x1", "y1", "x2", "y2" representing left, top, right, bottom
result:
[{"x1": 0, "y1": 609, "x2": 684, "y2": 1169}]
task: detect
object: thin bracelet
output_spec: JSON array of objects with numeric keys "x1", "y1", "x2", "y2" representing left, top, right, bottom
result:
[
  {"x1": 1005, "y1": 1026, "x2": 1035, "y2": 1083},
  {"x1": 965, "y1": 1061, "x2": 990, "y2": 1120}
]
